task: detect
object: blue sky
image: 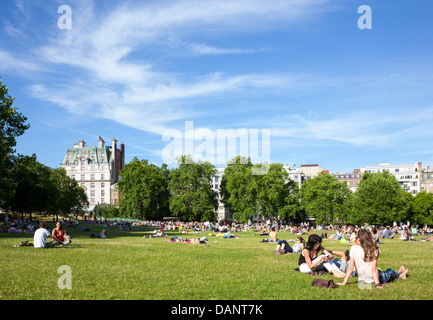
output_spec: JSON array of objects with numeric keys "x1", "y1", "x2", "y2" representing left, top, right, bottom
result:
[{"x1": 1, "y1": 0, "x2": 433, "y2": 173}]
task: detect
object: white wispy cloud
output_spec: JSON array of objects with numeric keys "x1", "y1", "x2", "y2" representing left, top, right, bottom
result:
[
  {"x1": 4, "y1": 0, "x2": 332, "y2": 136},
  {"x1": 9, "y1": 0, "x2": 433, "y2": 153},
  {"x1": 0, "y1": 50, "x2": 42, "y2": 73},
  {"x1": 269, "y1": 104, "x2": 433, "y2": 147}
]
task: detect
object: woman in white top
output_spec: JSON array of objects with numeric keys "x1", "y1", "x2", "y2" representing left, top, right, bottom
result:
[{"x1": 337, "y1": 229, "x2": 408, "y2": 289}]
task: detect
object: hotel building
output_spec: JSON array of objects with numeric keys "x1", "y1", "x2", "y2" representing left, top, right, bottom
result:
[
  {"x1": 60, "y1": 137, "x2": 125, "y2": 212},
  {"x1": 360, "y1": 162, "x2": 422, "y2": 195}
]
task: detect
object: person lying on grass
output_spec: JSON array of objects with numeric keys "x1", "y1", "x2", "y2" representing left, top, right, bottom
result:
[{"x1": 337, "y1": 229, "x2": 408, "y2": 289}]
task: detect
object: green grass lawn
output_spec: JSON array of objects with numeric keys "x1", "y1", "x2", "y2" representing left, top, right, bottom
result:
[{"x1": 1, "y1": 223, "x2": 433, "y2": 300}]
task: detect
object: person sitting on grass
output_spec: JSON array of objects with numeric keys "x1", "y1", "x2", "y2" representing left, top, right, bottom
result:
[
  {"x1": 328, "y1": 228, "x2": 344, "y2": 240},
  {"x1": 52, "y1": 221, "x2": 71, "y2": 246},
  {"x1": 337, "y1": 229, "x2": 408, "y2": 289},
  {"x1": 99, "y1": 229, "x2": 108, "y2": 239},
  {"x1": 372, "y1": 228, "x2": 381, "y2": 244},
  {"x1": 298, "y1": 234, "x2": 346, "y2": 278},
  {"x1": 260, "y1": 227, "x2": 278, "y2": 242},
  {"x1": 8, "y1": 223, "x2": 23, "y2": 233},
  {"x1": 291, "y1": 237, "x2": 305, "y2": 253},
  {"x1": 255, "y1": 227, "x2": 269, "y2": 236},
  {"x1": 34, "y1": 221, "x2": 59, "y2": 248}
]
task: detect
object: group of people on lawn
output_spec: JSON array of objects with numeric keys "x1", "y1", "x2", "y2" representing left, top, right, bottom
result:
[
  {"x1": 265, "y1": 226, "x2": 409, "y2": 289},
  {"x1": 32, "y1": 221, "x2": 72, "y2": 248},
  {"x1": 4, "y1": 215, "x2": 418, "y2": 289}
]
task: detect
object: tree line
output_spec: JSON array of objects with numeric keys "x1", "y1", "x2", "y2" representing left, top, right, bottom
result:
[
  {"x1": 0, "y1": 79, "x2": 88, "y2": 221},
  {"x1": 114, "y1": 155, "x2": 433, "y2": 226}
]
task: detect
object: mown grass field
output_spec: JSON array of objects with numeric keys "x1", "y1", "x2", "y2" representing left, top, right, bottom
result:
[{"x1": 1, "y1": 222, "x2": 433, "y2": 301}]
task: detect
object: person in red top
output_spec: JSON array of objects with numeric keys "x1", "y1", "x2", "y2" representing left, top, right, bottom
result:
[{"x1": 52, "y1": 221, "x2": 71, "y2": 246}]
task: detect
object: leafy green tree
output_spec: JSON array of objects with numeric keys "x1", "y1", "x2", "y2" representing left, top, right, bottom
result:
[
  {"x1": 168, "y1": 155, "x2": 218, "y2": 221},
  {"x1": 300, "y1": 172, "x2": 351, "y2": 225},
  {"x1": 118, "y1": 158, "x2": 169, "y2": 220},
  {"x1": 49, "y1": 168, "x2": 88, "y2": 221},
  {"x1": 220, "y1": 158, "x2": 302, "y2": 223},
  {"x1": 220, "y1": 156, "x2": 256, "y2": 222},
  {"x1": 411, "y1": 191, "x2": 433, "y2": 226},
  {"x1": 0, "y1": 79, "x2": 30, "y2": 208},
  {"x1": 350, "y1": 171, "x2": 410, "y2": 225},
  {"x1": 4, "y1": 155, "x2": 53, "y2": 221},
  {"x1": 252, "y1": 162, "x2": 302, "y2": 222},
  {"x1": 94, "y1": 203, "x2": 119, "y2": 219}
]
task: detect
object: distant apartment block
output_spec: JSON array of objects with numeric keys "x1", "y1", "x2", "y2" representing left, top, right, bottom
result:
[
  {"x1": 331, "y1": 169, "x2": 362, "y2": 192},
  {"x1": 360, "y1": 162, "x2": 422, "y2": 195},
  {"x1": 60, "y1": 137, "x2": 125, "y2": 212},
  {"x1": 300, "y1": 164, "x2": 326, "y2": 183},
  {"x1": 421, "y1": 166, "x2": 433, "y2": 193},
  {"x1": 212, "y1": 167, "x2": 228, "y2": 222},
  {"x1": 283, "y1": 165, "x2": 303, "y2": 186}
]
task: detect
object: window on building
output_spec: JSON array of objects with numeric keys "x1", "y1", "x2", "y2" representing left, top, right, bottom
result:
[
  {"x1": 91, "y1": 174, "x2": 95, "y2": 180},
  {"x1": 101, "y1": 198, "x2": 105, "y2": 203},
  {"x1": 91, "y1": 190, "x2": 95, "y2": 197},
  {"x1": 80, "y1": 175, "x2": 85, "y2": 181},
  {"x1": 101, "y1": 190, "x2": 105, "y2": 196},
  {"x1": 90, "y1": 183, "x2": 95, "y2": 188},
  {"x1": 101, "y1": 174, "x2": 105, "y2": 180},
  {"x1": 90, "y1": 198, "x2": 95, "y2": 204}
]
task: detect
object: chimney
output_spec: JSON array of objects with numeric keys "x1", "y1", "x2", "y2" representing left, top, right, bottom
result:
[
  {"x1": 120, "y1": 143, "x2": 125, "y2": 170},
  {"x1": 98, "y1": 136, "x2": 105, "y2": 148},
  {"x1": 79, "y1": 140, "x2": 85, "y2": 148},
  {"x1": 111, "y1": 138, "x2": 117, "y2": 151}
]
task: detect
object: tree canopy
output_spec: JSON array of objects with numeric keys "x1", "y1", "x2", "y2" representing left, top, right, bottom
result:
[
  {"x1": 168, "y1": 155, "x2": 218, "y2": 222},
  {"x1": 0, "y1": 78, "x2": 30, "y2": 207},
  {"x1": 118, "y1": 158, "x2": 170, "y2": 220},
  {"x1": 220, "y1": 157, "x2": 302, "y2": 223},
  {"x1": 300, "y1": 172, "x2": 351, "y2": 225},
  {"x1": 350, "y1": 171, "x2": 410, "y2": 225}
]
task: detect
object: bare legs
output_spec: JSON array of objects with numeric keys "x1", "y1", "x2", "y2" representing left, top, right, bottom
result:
[{"x1": 398, "y1": 265, "x2": 409, "y2": 279}]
